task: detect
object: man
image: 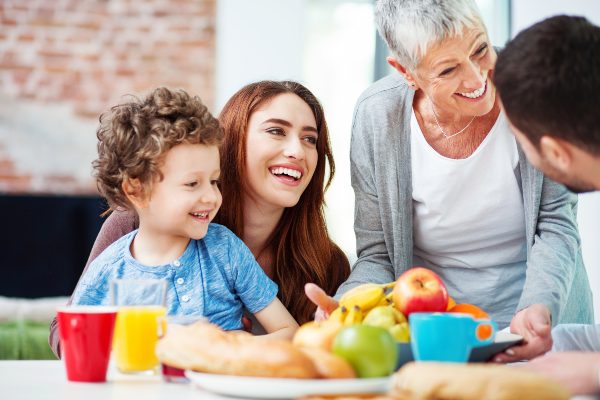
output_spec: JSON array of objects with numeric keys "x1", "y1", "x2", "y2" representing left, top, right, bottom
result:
[{"x1": 494, "y1": 15, "x2": 600, "y2": 395}]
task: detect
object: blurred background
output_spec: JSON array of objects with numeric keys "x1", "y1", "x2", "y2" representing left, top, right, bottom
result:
[{"x1": 0, "y1": 0, "x2": 599, "y2": 357}]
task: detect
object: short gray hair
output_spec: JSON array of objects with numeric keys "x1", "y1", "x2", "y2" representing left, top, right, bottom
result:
[{"x1": 375, "y1": 0, "x2": 485, "y2": 70}]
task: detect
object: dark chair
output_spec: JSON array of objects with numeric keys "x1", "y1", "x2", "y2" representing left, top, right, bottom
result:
[{"x1": 0, "y1": 195, "x2": 106, "y2": 298}]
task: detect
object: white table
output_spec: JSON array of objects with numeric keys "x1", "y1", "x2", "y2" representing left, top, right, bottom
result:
[
  {"x1": 0, "y1": 361, "x2": 224, "y2": 400},
  {"x1": 0, "y1": 361, "x2": 597, "y2": 400}
]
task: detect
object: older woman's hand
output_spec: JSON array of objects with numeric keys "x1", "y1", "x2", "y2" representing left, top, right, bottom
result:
[
  {"x1": 494, "y1": 303, "x2": 552, "y2": 363},
  {"x1": 304, "y1": 283, "x2": 339, "y2": 321}
]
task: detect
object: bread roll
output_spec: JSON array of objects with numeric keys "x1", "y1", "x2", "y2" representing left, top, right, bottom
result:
[
  {"x1": 155, "y1": 322, "x2": 318, "y2": 379},
  {"x1": 391, "y1": 362, "x2": 570, "y2": 400}
]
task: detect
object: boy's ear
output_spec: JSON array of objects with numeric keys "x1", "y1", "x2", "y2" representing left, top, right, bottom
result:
[
  {"x1": 387, "y1": 56, "x2": 418, "y2": 90},
  {"x1": 122, "y1": 178, "x2": 147, "y2": 208}
]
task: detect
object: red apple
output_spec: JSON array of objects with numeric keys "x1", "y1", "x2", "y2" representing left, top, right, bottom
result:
[{"x1": 393, "y1": 267, "x2": 448, "y2": 315}]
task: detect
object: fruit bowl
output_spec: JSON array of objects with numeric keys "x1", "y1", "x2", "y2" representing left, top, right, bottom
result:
[{"x1": 395, "y1": 331, "x2": 523, "y2": 369}]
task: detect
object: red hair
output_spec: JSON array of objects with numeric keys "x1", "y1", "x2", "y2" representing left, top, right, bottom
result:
[{"x1": 216, "y1": 81, "x2": 350, "y2": 324}]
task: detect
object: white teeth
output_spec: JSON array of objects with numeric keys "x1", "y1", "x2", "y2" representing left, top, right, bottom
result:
[
  {"x1": 191, "y1": 212, "x2": 208, "y2": 218},
  {"x1": 459, "y1": 81, "x2": 486, "y2": 99},
  {"x1": 270, "y1": 167, "x2": 302, "y2": 180}
]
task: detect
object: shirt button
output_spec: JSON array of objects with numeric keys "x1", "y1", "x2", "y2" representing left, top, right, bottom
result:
[
  {"x1": 181, "y1": 295, "x2": 190, "y2": 302},
  {"x1": 173, "y1": 260, "x2": 181, "y2": 267},
  {"x1": 176, "y1": 278, "x2": 184, "y2": 285}
]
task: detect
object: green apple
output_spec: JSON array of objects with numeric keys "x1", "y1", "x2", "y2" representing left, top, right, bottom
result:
[
  {"x1": 332, "y1": 325, "x2": 398, "y2": 378},
  {"x1": 363, "y1": 306, "x2": 396, "y2": 328},
  {"x1": 388, "y1": 322, "x2": 410, "y2": 342}
]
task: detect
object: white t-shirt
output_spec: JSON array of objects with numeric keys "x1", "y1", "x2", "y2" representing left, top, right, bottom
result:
[{"x1": 410, "y1": 110, "x2": 527, "y2": 326}]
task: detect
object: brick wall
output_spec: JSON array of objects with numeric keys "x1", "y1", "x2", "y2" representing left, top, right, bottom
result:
[{"x1": 0, "y1": 0, "x2": 216, "y2": 194}]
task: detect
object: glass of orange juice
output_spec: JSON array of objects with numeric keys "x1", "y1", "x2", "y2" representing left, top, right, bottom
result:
[{"x1": 110, "y1": 279, "x2": 167, "y2": 374}]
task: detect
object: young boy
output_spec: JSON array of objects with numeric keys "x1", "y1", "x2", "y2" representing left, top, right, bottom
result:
[{"x1": 71, "y1": 87, "x2": 298, "y2": 339}]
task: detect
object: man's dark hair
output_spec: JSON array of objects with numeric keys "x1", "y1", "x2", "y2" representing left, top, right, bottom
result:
[{"x1": 494, "y1": 15, "x2": 600, "y2": 154}]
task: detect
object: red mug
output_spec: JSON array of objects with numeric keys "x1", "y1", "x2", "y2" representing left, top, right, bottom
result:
[{"x1": 57, "y1": 306, "x2": 117, "y2": 382}]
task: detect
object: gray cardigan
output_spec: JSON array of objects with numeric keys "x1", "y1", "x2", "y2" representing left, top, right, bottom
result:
[{"x1": 337, "y1": 74, "x2": 593, "y2": 326}]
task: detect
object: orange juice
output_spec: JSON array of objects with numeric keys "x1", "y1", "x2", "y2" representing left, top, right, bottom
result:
[{"x1": 113, "y1": 306, "x2": 166, "y2": 373}]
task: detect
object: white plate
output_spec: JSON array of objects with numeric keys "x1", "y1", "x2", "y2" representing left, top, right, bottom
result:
[
  {"x1": 185, "y1": 370, "x2": 392, "y2": 399},
  {"x1": 495, "y1": 331, "x2": 523, "y2": 342}
]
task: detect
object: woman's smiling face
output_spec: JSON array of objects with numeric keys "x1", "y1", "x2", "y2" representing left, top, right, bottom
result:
[
  {"x1": 412, "y1": 26, "x2": 497, "y2": 118},
  {"x1": 244, "y1": 93, "x2": 319, "y2": 210}
]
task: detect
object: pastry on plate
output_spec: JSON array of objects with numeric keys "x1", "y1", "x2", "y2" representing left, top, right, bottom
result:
[
  {"x1": 156, "y1": 322, "x2": 319, "y2": 379},
  {"x1": 391, "y1": 362, "x2": 570, "y2": 400}
]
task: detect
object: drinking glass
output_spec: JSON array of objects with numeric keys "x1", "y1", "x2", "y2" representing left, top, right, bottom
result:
[{"x1": 110, "y1": 279, "x2": 167, "y2": 374}]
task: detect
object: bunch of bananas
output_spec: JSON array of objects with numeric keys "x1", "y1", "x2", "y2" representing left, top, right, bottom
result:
[
  {"x1": 293, "y1": 282, "x2": 403, "y2": 351},
  {"x1": 326, "y1": 282, "x2": 409, "y2": 342}
]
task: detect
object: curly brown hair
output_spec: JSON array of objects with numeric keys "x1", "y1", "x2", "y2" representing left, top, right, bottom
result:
[{"x1": 93, "y1": 87, "x2": 223, "y2": 210}]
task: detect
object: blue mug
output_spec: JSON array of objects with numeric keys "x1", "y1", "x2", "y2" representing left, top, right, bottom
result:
[{"x1": 409, "y1": 312, "x2": 497, "y2": 363}]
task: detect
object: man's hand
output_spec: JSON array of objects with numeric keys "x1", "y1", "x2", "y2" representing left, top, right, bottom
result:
[
  {"x1": 494, "y1": 303, "x2": 552, "y2": 362},
  {"x1": 304, "y1": 283, "x2": 338, "y2": 321},
  {"x1": 521, "y1": 352, "x2": 600, "y2": 395}
]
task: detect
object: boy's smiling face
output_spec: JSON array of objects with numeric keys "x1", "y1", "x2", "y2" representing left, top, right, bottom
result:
[{"x1": 137, "y1": 143, "x2": 222, "y2": 242}]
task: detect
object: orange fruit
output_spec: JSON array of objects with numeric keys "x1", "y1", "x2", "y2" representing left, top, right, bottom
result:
[
  {"x1": 446, "y1": 296, "x2": 457, "y2": 311},
  {"x1": 448, "y1": 303, "x2": 489, "y2": 319},
  {"x1": 448, "y1": 303, "x2": 492, "y2": 340}
]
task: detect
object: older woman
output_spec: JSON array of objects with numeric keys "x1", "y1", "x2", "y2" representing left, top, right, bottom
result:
[{"x1": 308, "y1": 0, "x2": 593, "y2": 362}]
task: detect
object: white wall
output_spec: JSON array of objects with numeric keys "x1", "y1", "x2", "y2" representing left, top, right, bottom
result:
[
  {"x1": 215, "y1": 0, "x2": 371, "y2": 264},
  {"x1": 512, "y1": 0, "x2": 600, "y2": 321},
  {"x1": 215, "y1": 0, "x2": 306, "y2": 111}
]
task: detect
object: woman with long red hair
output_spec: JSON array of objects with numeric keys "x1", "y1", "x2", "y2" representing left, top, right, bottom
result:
[
  {"x1": 49, "y1": 81, "x2": 349, "y2": 356},
  {"x1": 218, "y1": 81, "x2": 349, "y2": 324}
]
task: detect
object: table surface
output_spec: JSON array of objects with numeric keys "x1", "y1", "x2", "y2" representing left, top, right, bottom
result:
[
  {"x1": 0, "y1": 360, "x2": 596, "y2": 400},
  {"x1": 0, "y1": 360, "x2": 224, "y2": 400}
]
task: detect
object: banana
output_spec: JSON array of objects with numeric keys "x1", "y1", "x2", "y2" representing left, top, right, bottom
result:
[
  {"x1": 328, "y1": 306, "x2": 348, "y2": 323},
  {"x1": 377, "y1": 291, "x2": 394, "y2": 307},
  {"x1": 344, "y1": 305, "x2": 363, "y2": 325},
  {"x1": 385, "y1": 291, "x2": 394, "y2": 303},
  {"x1": 339, "y1": 284, "x2": 386, "y2": 311},
  {"x1": 383, "y1": 281, "x2": 397, "y2": 290}
]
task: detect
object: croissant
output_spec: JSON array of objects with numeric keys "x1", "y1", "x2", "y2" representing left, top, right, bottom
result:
[{"x1": 156, "y1": 322, "x2": 319, "y2": 379}]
